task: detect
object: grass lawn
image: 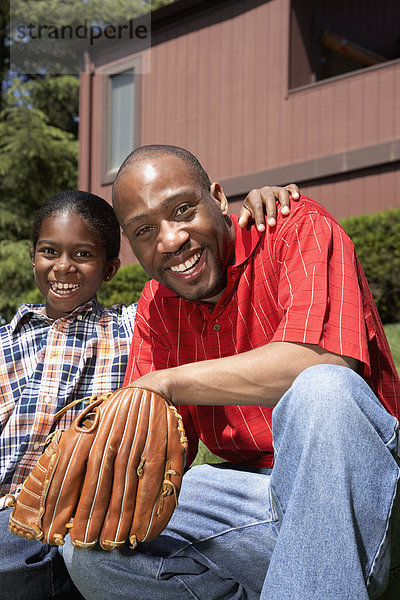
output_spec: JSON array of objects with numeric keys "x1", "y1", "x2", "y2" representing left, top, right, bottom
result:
[
  {"x1": 384, "y1": 322, "x2": 400, "y2": 375},
  {"x1": 193, "y1": 323, "x2": 400, "y2": 466}
]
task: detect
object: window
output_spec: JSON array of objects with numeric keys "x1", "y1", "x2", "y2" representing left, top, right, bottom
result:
[
  {"x1": 108, "y1": 69, "x2": 135, "y2": 173},
  {"x1": 100, "y1": 56, "x2": 141, "y2": 184},
  {"x1": 289, "y1": 0, "x2": 400, "y2": 89}
]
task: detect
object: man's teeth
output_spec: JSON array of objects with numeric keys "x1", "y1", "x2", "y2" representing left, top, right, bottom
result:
[
  {"x1": 50, "y1": 282, "x2": 80, "y2": 294},
  {"x1": 170, "y1": 251, "x2": 202, "y2": 273}
]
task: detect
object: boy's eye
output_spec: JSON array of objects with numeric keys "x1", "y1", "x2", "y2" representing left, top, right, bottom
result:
[
  {"x1": 40, "y1": 247, "x2": 56, "y2": 255},
  {"x1": 76, "y1": 250, "x2": 91, "y2": 257}
]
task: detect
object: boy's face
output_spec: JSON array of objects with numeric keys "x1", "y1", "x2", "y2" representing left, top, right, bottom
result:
[
  {"x1": 114, "y1": 154, "x2": 235, "y2": 304},
  {"x1": 30, "y1": 211, "x2": 118, "y2": 320}
]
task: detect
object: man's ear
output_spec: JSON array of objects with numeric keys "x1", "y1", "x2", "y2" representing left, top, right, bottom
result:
[
  {"x1": 104, "y1": 257, "x2": 121, "y2": 282},
  {"x1": 210, "y1": 182, "x2": 229, "y2": 215},
  {"x1": 29, "y1": 248, "x2": 35, "y2": 269}
]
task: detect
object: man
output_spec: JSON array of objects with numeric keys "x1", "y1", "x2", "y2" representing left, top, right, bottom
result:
[{"x1": 63, "y1": 145, "x2": 400, "y2": 600}]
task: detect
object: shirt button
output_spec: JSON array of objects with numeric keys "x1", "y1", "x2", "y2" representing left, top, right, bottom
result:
[
  {"x1": 208, "y1": 307, "x2": 213, "y2": 313},
  {"x1": 77, "y1": 315, "x2": 83, "y2": 321},
  {"x1": 213, "y1": 323, "x2": 221, "y2": 331},
  {"x1": 33, "y1": 442, "x2": 40, "y2": 450},
  {"x1": 44, "y1": 395, "x2": 51, "y2": 404}
]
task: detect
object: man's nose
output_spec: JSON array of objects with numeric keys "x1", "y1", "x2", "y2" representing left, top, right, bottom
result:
[{"x1": 157, "y1": 221, "x2": 190, "y2": 254}]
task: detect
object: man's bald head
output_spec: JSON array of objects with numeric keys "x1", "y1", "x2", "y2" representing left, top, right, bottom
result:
[
  {"x1": 111, "y1": 145, "x2": 234, "y2": 303},
  {"x1": 113, "y1": 145, "x2": 211, "y2": 202}
]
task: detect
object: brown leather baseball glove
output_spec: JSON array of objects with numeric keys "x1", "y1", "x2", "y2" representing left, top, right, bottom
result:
[{"x1": 8, "y1": 386, "x2": 188, "y2": 550}]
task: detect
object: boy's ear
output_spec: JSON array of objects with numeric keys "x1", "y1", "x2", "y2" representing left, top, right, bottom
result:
[
  {"x1": 29, "y1": 248, "x2": 35, "y2": 268},
  {"x1": 104, "y1": 257, "x2": 121, "y2": 282},
  {"x1": 210, "y1": 182, "x2": 229, "y2": 215}
]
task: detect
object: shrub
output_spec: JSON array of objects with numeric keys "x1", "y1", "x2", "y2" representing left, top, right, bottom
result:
[
  {"x1": 97, "y1": 263, "x2": 150, "y2": 307},
  {"x1": 341, "y1": 208, "x2": 400, "y2": 324}
]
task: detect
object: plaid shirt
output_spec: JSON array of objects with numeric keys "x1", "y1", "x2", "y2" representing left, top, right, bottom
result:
[
  {"x1": 125, "y1": 197, "x2": 400, "y2": 467},
  {"x1": 0, "y1": 297, "x2": 136, "y2": 508}
]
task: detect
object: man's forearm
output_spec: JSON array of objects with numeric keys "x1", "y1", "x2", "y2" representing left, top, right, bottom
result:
[{"x1": 134, "y1": 342, "x2": 359, "y2": 407}]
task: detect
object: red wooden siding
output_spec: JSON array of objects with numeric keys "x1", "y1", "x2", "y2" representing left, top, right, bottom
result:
[{"x1": 79, "y1": 0, "x2": 400, "y2": 235}]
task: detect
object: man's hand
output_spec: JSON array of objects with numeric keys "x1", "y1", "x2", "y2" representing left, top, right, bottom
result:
[
  {"x1": 133, "y1": 370, "x2": 174, "y2": 402},
  {"x1": 238, "y1": 184, "x2": 300, "y2": 231}
]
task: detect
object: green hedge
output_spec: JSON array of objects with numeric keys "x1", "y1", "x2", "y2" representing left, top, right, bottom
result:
[
  {"x1": 340, "y1": 208, "x2": 400, "y2": 324},
  {"x1": 2, "y1": 209, "x2": 399, "y2": 326},
  {"x1": 97, "y1": 263, "x2": 150, "y2": 307},
  {"x1": 104, "y1": 207, "x2": 400, "y2": 323}
]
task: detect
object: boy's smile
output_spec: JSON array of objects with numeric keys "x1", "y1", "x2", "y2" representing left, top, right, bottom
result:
[
  {"x1": 30, "y1": 211, "x2": 115, "y2": 320},
  {"x1": 49, "y1": 281, "x2": 81, "y2": 295}
]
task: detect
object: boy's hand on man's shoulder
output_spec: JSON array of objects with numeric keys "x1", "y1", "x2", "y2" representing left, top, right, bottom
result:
[{"x1": 238, "y1": 184, "x2": 300, "y2": 231}]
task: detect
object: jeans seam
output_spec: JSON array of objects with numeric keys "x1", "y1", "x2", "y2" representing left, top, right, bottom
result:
[
  {"x1": 366, "y1": 466, "x2": 400, "y2": 587},
  {"x1": 156, "y1": 558, "x2": 203, "y2": 599},
  {"x1": 175, "y1": 575, "x2": 202, "y2": 600},
  {"x1": 385, "y1": 427, "x2": 399, "y2": 453},
  {"x1": 168, "y1": 518, "x2": 278, "y2": 560},
  {"x1": 156, "y1": 557, "x2": 164, "y2": 581},
  {"x1": 269, "y1": 486, "x2": 281, "y2": 533},
  {"x1": 49, "y1": 554, "x2": 55, "y2": 598}
]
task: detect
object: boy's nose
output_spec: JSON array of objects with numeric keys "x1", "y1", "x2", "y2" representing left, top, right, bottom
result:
[{"x1": 53, "y1": 256, "x2": 77, "y2": 274}]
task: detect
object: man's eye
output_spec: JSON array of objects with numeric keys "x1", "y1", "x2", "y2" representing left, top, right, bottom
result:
[
  {"x1": 137, "y1": 226, "x2": 152, "y2": 236},
  {"x1": 176, "y1": 204, "x2": 191, "y2": 216}
]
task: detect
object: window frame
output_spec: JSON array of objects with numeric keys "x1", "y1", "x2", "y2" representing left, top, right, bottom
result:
[
  {"x1": 99, "y1": 55, "x2": 142, "y2": 185},
  {"x1": 288, "y1": 0, "x2": 400, "y2": 92}
]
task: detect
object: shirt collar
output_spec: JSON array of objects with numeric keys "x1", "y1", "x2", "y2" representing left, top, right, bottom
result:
[
  {"x1": 229, "y1": 214, "x2": 263, "y2": 267},
  {"x1": 9, "y1": 297, "x2": 102, "y2": 332},
  {"x1": 153, "y1": 214, "x2": 263, "y2": 298}
]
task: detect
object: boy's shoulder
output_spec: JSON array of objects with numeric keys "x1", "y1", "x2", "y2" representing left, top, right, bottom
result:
[
  {"x1": 1, "y1": 303, "x2": 46, "y2": 333},
  {"x1": 95, "y1": 301, "x2": 137, "y2": 317},
  {"x1": 97, "y1": 302, "x2": 137, "y2": 334}
]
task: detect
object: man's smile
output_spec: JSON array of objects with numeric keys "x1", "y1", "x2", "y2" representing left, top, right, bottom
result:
[{"x1": 169, "y1": 250, "x2": 203, "y2": 273}]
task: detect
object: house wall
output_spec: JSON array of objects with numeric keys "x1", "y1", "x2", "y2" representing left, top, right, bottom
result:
[{"x1": 79, "y1": 0, "x2": 400, "y2": 259}]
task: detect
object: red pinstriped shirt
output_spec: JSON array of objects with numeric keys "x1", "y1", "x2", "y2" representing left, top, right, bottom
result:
[{"x1": 124, "y1": 196, "x2": 400, "y2": 467}]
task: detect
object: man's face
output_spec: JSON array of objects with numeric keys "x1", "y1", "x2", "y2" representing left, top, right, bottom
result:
[{"x1": 114, "y1": 154, "x2": 235, "y2": 303}]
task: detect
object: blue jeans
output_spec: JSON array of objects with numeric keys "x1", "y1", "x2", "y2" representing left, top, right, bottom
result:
[
  {"x1": 0, "y1": 507, "x2": 83, "y2": 600},
  {"x1": 62, "y1": 365, "x2": 400, "y2": 599}
]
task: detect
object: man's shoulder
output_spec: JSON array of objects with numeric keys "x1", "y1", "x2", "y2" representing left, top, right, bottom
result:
[
  {"x1": 282, "y1": 195, "x2": 339, "y2": 226},
  {"x1": 135, "y1": 279, "x2": 177, "y2": 319},
  {"x1": 264, "y1": 195, "x2": 343, "y2": 245},
  {"x1": 141, "y1": 278, "x2": 178, "y2": 302},
  {"x1": 134, "y1": 280, "x2": 184, "y2": 337}
]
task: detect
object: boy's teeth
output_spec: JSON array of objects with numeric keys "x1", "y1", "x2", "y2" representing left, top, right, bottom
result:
[
  {"x1": 50, "y1": 282, "x2": 80, "y2": 293},
  {"x1": 170, "y1": 251, "x2": 201, "y2": 273}
]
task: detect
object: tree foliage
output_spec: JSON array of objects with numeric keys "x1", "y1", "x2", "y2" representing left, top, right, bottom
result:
[
  {"x1": 0, "y1": 1, "x2": 176, "y2": 322},
  {"x1": 10, "y1": 0, "x2": 173, "y2": 24},
  {"x1": 0, "y1": 75, "x2": 79, "y2": 320},
  {"x1": 8, "y1": 0, "x2": 175, "y2": 75},
  {"x1": 0, "y1": 77, "x2": 79, "y2": 232},
  {"x1": 98, "y1": 263, "x2": 150, "y2": 307}
]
